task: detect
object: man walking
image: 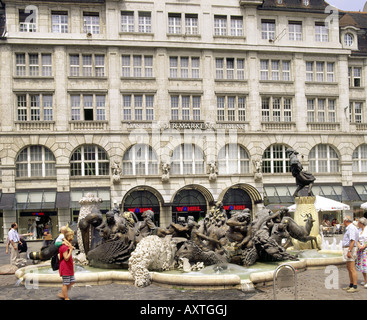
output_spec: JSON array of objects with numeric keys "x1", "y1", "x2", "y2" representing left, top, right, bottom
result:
[
  {"x1": 8, "y1": 223, "x2": 21, "y2": 266},
  {"x1": 342, "y1": 216, "x2": 360, "y2": 293}
]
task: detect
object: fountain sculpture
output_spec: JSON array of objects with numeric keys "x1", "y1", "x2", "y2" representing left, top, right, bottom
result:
[{"x1": 27, "y1": 149, "x2": 331, "y2": 288}]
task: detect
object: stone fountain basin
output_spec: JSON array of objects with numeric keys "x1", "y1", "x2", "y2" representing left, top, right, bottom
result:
[{"x1": 15, "y1": 250, "x2": 344, "y2": 291}]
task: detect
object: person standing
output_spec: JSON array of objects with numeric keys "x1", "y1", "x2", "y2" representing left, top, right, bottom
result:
[
  {"x1": 342, "y1": 216, "x2": 360, "y2": 293},
  {"x1": 58, "y1": 229, "x2": 75, "y2": 300},
  {"x1": 356, "y1": 217, "x2": 367, "y2": 288},
  {"x1": 7, "y1": 223, "x2": 21, "y2": 266}
]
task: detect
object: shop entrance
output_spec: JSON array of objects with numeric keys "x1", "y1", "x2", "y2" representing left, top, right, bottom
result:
[
  {"x1": 19, "y1": 211, "x2": 57, "y2": 239},
  {"x1": 123, "y1": 189, "x2": 161, "y2": 226},
  {"x1": 222, "y1": 187, "x2": 253, "y2": 217},
  {"x1": 172, "y1": 189, "x2": 207, "y2": 223}
]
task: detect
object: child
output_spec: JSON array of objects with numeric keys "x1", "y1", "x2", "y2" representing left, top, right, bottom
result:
[
  {"x1": 58, "y1": 228, "x2": 75, "y2": 300},
  {"x1": 55, "y1": 226, "x2": 71, "y2": 248}
]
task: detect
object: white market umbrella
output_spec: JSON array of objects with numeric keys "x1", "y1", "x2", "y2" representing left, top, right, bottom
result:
[
  {"x1": 288, "y1": 195, "x2": 350, "y2": 213},
  {"x1": 361, "y1": 202, "x2": 367, "y2": 210}
]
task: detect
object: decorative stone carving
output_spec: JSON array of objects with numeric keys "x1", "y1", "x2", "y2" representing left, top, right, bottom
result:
[
  {"x1": 77, "y1": 193, "x2": 103, "y2": 255},
  {"x1": 161, "y1": 162, "x2": 170, "y2": 183},
  {"x1": 208, "y1": 161, "x2": 218, "y2": 181},
  {"x1": 111, "y1": 160, "x2": 122, "y2": 184}
]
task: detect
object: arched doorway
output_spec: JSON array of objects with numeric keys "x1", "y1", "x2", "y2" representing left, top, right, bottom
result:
[
  {"x1": 171, "y1": 187, "x2": 212, "y2": 223},
  {"x1": 219, "y1": 184, "x2": 262, "y2": 217},
  {"x1": 122, "y1": 187, "x2": 162, "y2": 226}
]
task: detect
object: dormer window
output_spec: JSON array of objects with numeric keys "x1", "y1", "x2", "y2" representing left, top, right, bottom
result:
[
  {"x1": 344, "y1": 33, "x2": 354, "y2": 46},
  {"x1": 303, "y1": 0, "x2": 310, "y2": 6}
]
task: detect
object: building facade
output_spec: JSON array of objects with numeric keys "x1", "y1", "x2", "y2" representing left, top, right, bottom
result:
[{"x1": 0, "y1": 0, "x2": 366, "y2": 240}]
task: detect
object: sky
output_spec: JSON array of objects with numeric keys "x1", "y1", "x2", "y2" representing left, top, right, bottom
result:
[{"x1": 326, "y1": 0, "x2": 366, "y2": 11}]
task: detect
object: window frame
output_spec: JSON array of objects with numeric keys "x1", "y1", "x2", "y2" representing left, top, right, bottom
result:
[
  {"x1": 70, "y1": 145, "x2": 109, "y2": 177},
  {"x1": 16, "y1": 145, "x2": 56, "y2": 178}
]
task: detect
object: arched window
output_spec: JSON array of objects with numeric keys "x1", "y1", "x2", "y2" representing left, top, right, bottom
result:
[
  {"x1": 70, "y1": 145, "x2": 109, "y2": 176},
  {"x1": 171, "y1": 144, "x2": 204, "y2": 175},
  {"x1": 353, "y1": 144, "x2": 367, "y2": 173},
  {"x1": 218, "y1": 144, "x2": 250, "y2": 174},
  {"x1": 262, "y1": 144, "x2": 290, "y2": 173},
  {"x1": 16, "y1": 145, "x2": 56, "y2": 177},
  {"x1": 309, "y1": 144, "x2": 339, "y2": 173},
  {"x1": 122, "y1": 144, "x2": 158, "y2": 175}
]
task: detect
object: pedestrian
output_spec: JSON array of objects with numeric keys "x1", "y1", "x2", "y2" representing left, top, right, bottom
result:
[
  {"x1": 7, "y1": 223, "x2": 21, "y2": 266},
  {"x1": 356, "y1": 217, "x2": 367, "y2": 288},
  {"x1": 58, "y1": 228, "x2": 75, "y2": 300},
  {"x1": 342, "y1": 216, "x2": 360, "y2": 293}
]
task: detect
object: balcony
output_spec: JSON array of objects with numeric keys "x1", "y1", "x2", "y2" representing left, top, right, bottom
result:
[
  {"x1": 15, "y1": 121, "x2": 55, "y2": 131},
  {"x1": 307, "y1": 122, "x2": 340, "y2": 131},
  {"x1": 261, "y1": 122, "x2": 296, "y2": 132},
  {"x1": 69, "y1": 121, "x2": 108, "y2": 131}
]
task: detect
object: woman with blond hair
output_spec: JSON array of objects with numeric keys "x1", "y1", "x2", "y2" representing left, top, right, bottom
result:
[{"x1": 356, "y1": 217, "x2": 367, "y2": 288}]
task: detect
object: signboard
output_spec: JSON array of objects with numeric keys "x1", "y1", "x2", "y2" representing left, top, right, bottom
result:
[
  {"x1": 32, "y1": 212, "x2": 45, "y2": 216},
  {"x1": 174, "y1": 206, "x2": 205, "y2": 213},
  {"x1": 223, "y1": 205, "x2": 246, "y2": 211},
  {"x1": 126, "y1": 207, "x2": 155, "y2": 214}
]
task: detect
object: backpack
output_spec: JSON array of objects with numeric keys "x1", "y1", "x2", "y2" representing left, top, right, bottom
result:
[{"x1": 51, "y1": 254, "x2": 59, "y2": 271}]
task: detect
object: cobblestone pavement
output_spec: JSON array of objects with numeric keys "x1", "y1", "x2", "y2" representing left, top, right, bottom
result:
[{"x1": 1, "y1": 241, "x2": 367, "y2": 301}]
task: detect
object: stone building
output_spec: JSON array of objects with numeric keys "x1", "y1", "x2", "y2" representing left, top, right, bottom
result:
[{"x1": 0, "y1": 0, "x2": 366, "y2": 240}]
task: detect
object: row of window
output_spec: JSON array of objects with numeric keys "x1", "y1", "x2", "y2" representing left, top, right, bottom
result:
[
  {"x1": 15, "y1": 93, "x2": 366, "y2": 124},
  {"x1": 11, "y1": 143, "x2": 367, "y2": 178},
  {"x1": 16, "y1": 53, "x2": 361, "y2": 86},
  {"x1": 18, "y1": 8, "x2": 348, "y2": 45}
]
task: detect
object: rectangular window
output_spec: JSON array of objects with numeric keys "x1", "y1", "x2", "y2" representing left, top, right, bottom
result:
[
  {"x1": 82, "y1": 55, "x2": 93, "y2": 77},
  {"x1": 230, "y1": 16, "x2": 243, "y2": 36},
  {"x1": 122, "y1": 94, "x2": 155, "y2": 121},
  {"x1": 216, "y1": 57, "x2": 245, "y2": 80},
  {"x1": 17, "y1": 94, "x2": 54, "y2": 121},
  {"x1": 170, "y1": 56, "x2": 199, "y2": 78},
  {"x1": 43, "y1": 95, "x2": 53, "y2": 121},
  {"x1": 123, "y1": 95, "x2": 132, "y2": 121},
  {"x1": 261, "y1": 97, "x2": 292, "y2": 122},
  {"x1": 29, "y1": 54, "x2": 39, "y2": 76},
  {"x1": 42, "y1": 54, "x2": 52, "y2": 76},
  {"x1": 96, "y1": 95, "x2": 106, "y2": 120},
  {"x1": 214, "y1": 15, "x2": 227, "y2": 36},
  {"x1": 171, "y1": 95, "x2": 179, "y2": 120},
  {"x1": 122, "y1": 55, "x2": 153, "y2": 78},
  {"x1": 146, "y1": 95, "x2": 154, "y2": 120},
  {"x1": 307, "y1": 98, "x2": 336, "y2": 122},
  {"x1": 19, "y1": 9, "x2": 37, "y2": 32},
  {"x1": 315, "y1": 22, "x2": 328, "y2": 42},
  {"x1": 217, "y1": 96, "x2": 247, "y2": 122},
  {"x1": 83, "y1": 12, "x2": 100, "y2": 34},
  {"x1": 349, "y1": 67, "x2": 361, "y2": 87},
  {"x1": 17, "y1": 95, "x2": 27, "y2": 121},
  {"x1": 71, "y1": 95, "x2": 81, "y2": 120},
  {"x1": 289, "y1": 21, "x2": 302, "y2": 41},
  {"x1": 69, "y1": 54, "x2": 105, "y2": 77},
  {"x1": 16, "y1": 53, "x2": 26, "y2": 76},
  {"x1": 170, "y1": 95, "x2": 201, "y2": 121},
  {"x1": 121, "y1": 11, "x2": 134, "y2": 32},
  {"x1": 139, "y1": 12, "x2": 152, "y2": 33},
  {"x1": 217, "y1": 96, "x2": 225, "y2": 121},
  {"x1": 52, "y1": 12, "x2": 68, "y2": 33},
  {"x1": 261, "y1": 59, "x2": 291, "y2": 81},
  {"x1": 350, "y1": 102, "x2": 363, "y2": 123},
  {"x1": 261, "y1": 20, "x2": 275, "y2": 40},
  {"x1": 168, "y1": 13, "x2": 181, "y2": 34},
  {"x1": 185, "y1": 14, "x2": 198, "y2": 35}
]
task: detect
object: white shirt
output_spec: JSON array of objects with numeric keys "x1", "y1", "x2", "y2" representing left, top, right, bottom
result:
[
  {"x1": 343, "y1": 223, "x2": 359, "y2": 247},
  {"x1": 358, "y1": 227, "x2": 367, "y2": 246},
  {"x1": 8, "y1": 228, "x2": 20, "y2": 243}
]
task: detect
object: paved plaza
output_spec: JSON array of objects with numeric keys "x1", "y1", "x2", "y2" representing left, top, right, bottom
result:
[{"x1": 0, "y1": 241, "x2": 367, "y2": 302}]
